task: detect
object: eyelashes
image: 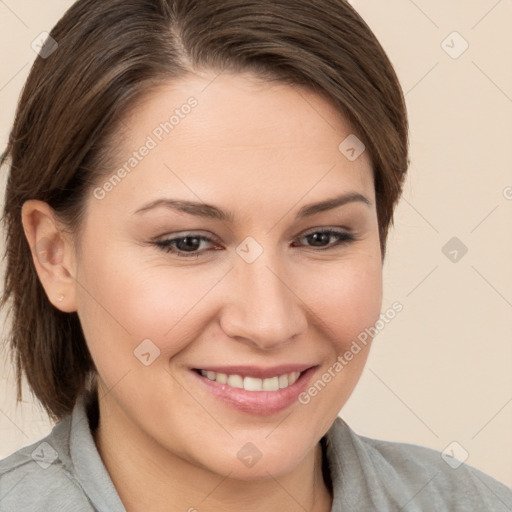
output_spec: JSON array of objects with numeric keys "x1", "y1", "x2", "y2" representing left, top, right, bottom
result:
[
  {"x1": 153, "y1": 228, "x2": 357, "y2": 259},
  {"x1": 154, "y1": 234, "x2": 217, "y2": 258}
]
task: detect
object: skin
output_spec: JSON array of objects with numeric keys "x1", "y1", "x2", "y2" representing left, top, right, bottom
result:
[{"x1": 22, "y1": 70, "x2": 383, "y2": 512}]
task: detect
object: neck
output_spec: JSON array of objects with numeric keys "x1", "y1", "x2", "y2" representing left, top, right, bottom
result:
[{"x1": 93, "y1": 397, "x2": 332, "y2": 512}]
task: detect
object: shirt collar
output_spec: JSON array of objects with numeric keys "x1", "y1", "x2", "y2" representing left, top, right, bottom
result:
[
  {"x1": 323, "y1": 416, "x2": 375, "y2": 509},
  {"x1": 69, "y1": 392, "x2": 126, "y2": 512}
]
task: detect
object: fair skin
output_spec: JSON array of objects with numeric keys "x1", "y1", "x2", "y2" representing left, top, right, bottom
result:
[{"x1": 22, "y1": 70, "x2": 383, "y2": 511}]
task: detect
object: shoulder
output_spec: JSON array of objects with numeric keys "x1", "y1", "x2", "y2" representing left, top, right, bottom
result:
[
  {"x1": 362, "y1": 433, "x2": 511, "y2": 497},
  {"x1": 326, "y1": 418, "x2": 512, "y2": 511},
  {"x1": 0, "y1": 415, "x2": 94, "y2": 512}
]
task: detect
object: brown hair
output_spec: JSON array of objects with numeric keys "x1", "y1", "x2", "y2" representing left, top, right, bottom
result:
[{"x1": 1, "y1": 0, "x2": 408, "y2": 422}]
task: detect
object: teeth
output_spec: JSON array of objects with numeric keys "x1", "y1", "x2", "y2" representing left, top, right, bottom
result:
[
  {"x1": 244, "y1": 376, "x2": 263, "y2": 391},
  {"x1": 278, "y1": 374, "x2": 289, "y2": 388},
  {"x1": 262, "y1": 376, "x2": 279, "y2": 391},
  {"x1": 216, "y1": 372, "x2": 228, "y2": 384},
  {"x1": 227, "y1": 374, "x2": 243, "y2": 389},
  {"x1": 199, "y1": 370, "x2": 302, "y2": 391}
]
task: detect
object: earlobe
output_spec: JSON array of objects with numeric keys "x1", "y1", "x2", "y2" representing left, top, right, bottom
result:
[{"x1": 21, "y1": 199, "x2": 78, "y2": 313}]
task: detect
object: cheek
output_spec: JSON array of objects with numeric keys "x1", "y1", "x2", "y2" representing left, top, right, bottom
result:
[
  {"x1": 75, "y1": 240, "x2": 229, "y2": 363},
  {"x1": 293, "y1": 253, "x2": 382, "y2": 422},
  {"x1": 302, "y1": 253, "x2": 383, "y2": 349}
]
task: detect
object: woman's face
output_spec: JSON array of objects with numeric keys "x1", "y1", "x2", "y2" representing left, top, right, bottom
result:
[{"x1": 73, "y1": 70, "x2": 382, "y2": 479}]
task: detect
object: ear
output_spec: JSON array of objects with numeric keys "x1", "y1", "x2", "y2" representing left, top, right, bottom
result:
[{"x1": 21, "y1": 199, "x2": 78, "y2": 313}]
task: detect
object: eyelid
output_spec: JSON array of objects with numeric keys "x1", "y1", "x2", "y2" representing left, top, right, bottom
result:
[
  {"x1": 293, "y1": 227, "x2": 356, "y2": 248},
  {"x1": 153, "y1": 226, "x2": 352, "y2": 244},
  {"x1": 153, "y1": 230, "x2": 220, "y2": 245},
  {"x1": 152, "y1": 232, "x2": 220, "y2": 258},
  {"x1": 152, "y1": 226, "x2": 357, "y2": 258},
  {"x1": 298, "y1": 225, "x2": 352, "y2": 237}
]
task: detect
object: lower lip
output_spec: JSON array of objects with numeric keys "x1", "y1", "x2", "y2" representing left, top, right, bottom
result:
[{"x1": 191, "y1": 367, "x2": 317, "y2": 415}]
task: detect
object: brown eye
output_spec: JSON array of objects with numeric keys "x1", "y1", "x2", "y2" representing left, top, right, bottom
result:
[
  {"x1": 294, "y1": 229, "x2": 355, "y2": 249},
  {"x1": 155, "y1": 234, "x2": 217, "y2": 258}
]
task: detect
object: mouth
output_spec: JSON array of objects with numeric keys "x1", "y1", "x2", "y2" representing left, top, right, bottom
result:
[
  {"x1": 192, "y1": 368, "x2": 305, "y2": 391},
  {"x1": 190, "y1": 364, "x2": 318, "y2": 415}
]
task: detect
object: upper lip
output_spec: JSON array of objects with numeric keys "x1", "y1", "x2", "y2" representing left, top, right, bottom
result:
[{"x1": 193, "y1": 364, "x2": 315, "y2": 379}]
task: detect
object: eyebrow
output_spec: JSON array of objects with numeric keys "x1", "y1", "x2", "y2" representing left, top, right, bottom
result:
[{"x1": 133, "y1": 192, "x2": 371, "y2": 222}]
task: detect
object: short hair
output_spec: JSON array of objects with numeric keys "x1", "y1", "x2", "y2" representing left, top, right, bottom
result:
[{"x1": 1, "y1": 0, "x2": 409, "y2": 421}]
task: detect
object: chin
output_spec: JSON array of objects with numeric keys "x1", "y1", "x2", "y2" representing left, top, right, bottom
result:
[{"x1": 195, "y1": 436, "x2": 314, "y2": 481}]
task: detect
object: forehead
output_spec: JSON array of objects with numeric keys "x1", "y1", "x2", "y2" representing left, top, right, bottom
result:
[{"x1": 92, "y1": 70, "x2": 374, "y2": 217}]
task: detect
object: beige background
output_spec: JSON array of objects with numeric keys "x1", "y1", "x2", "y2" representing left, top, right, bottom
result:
[{"x1": 1, "y1": 0, "x2": 511, "y2": 487}]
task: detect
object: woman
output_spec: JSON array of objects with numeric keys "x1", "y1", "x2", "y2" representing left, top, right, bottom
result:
[{"x1": 1, "y1": 0, "x2": 511, "y2": 510}]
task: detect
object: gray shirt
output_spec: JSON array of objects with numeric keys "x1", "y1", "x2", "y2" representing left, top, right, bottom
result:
[{"x1": 1, "y1": 391, "x2": 511, "y2": 511}]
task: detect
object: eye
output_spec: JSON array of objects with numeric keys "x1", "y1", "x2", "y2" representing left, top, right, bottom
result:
[
  {"x1": 154, "y1": 233, "x2": 219, "y2": 258},
  {"x1": 153, "y1": 228, "x2": 356, "y2": 258},
  {"x1": 293, "y1": 228, "x2": 356, "y2": 250}
]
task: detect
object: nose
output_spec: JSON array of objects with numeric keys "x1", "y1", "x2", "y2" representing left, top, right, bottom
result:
[{"x1": 219, "y1": 252, "x2": 308, "y2": 350}]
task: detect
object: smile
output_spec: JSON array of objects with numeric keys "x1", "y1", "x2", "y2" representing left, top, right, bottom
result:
[{"x1": 198, "y1": 369, "x2": 301, "y2": 391}]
